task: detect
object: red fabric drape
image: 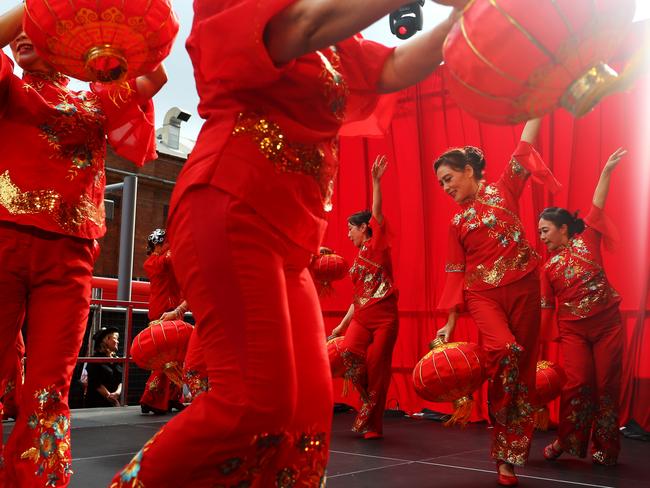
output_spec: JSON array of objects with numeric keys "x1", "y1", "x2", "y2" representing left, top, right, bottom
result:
[{"x1": 325, "y1": 23, "x2": 650, "y2": 429}]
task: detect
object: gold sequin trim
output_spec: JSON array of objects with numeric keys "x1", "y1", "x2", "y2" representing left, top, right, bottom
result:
[
  {"x1": 0, "y1": 170, "x2": 104, "y2": 232},
  {"x1": 232, "y1": 113, "x2": 338, "y2": 209},
  {"x1": 232, "y1": 113, "x2": 325, "y2": 178}
]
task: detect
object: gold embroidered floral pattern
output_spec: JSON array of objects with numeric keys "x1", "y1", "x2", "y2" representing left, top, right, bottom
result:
[
  {"x1": 0, "y1": 171, "x2": 104, "y2": 233},
  {"x1": 453, "y1": 182, "x2": 538, "y2": 289},
  {"x1": 491, "y1": 344, "x2": 535, "y2": 466},
  {"x1": 184, "y1": 369, "x2": 209, "y2": 399},
  {"x1": 349, "y1": 252, "x2": 393, "y2": 307},
  {"x1": 24, "y1": 72, "x2": 107, "y2": 181},
  {"x1": 563, "y1": 385, "x2": 594, "y2": 458},
  {"x1": 20, "y1": 386, "x2": 73, "y2": 487},
  {"x1": 592, "y1": 394, "x2": 619, "y2": 463},
  {"x1": 352, "y1": 390, "x2": 378, "y2": 435},
  {"x1": 341, "y1": 350, "x2": 368, "y2": 400},
  {"x1": 466, "y1": 247, "x2": 533, "y2": 288},
  {"x1": 110, "y1": 431, "x2": 162, "y2": 488},
  {"x1": 545, "y1": 236, "x2": 620, "y2": 319}
]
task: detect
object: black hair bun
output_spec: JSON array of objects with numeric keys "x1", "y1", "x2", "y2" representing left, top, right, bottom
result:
[{"x1": 464, "y1": 146, "x2": 486, "y2": 171}]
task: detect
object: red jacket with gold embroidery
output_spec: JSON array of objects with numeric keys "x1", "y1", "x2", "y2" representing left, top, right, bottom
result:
[
  {"x1": 541, "y1": 205, "x2": 621, "y2": 322},
  {"x1": 438, "y1": 141, "x2": 560, "y2": 310},
  {"x1": 169, "y1": 0, "x2": 394, "y2": 253},
  {"x1": 350, "y1": 217, "x2": 397, "y2": 314},
  {"x1": 144, "y1": 248, "x2": 183, "y2": 321},
  {"x1": 0, "y1": 52, "x2": 156, "y2": 239}
]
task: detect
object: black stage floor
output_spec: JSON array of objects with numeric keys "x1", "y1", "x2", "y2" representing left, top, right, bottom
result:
[{"x1": 3, "y1": 407, "x2": 649, "y2": 487}]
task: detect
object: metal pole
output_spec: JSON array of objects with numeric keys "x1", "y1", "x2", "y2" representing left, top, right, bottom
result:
[
  {"x1": 104, "y1": 182, "x2": 125, "y2": 193},
  {"x1": 117, "y1": 175, "x2": 137, "y2": 302}
]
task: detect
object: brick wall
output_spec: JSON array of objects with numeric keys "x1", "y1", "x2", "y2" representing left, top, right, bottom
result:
[{"x1": 93, "y1": 147, "x2": 186, "y2": 280}]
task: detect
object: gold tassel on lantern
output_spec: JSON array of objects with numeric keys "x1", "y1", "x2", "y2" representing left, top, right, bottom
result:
[
  {"x1": 163, "y1": 361, "x2": 185, "y2": 387},
  {"x1": 444, "y1": 395, "x2": 475, "y2": 428},
  {"x1": 534, "y1": 406, "x2": 551, "y2": 431}
]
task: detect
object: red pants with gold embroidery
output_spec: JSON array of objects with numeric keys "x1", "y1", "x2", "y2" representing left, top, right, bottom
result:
[
  {"x1": 556, "y1": 306, "x2": 623, "y2": 464},
  {"x1": 182, "y1": 328, "x2": 209, "y2": 399},
  {"x1": 139, "y1": 370, "x2": 182, "y2": 412},
  {"x1": 0, "y1": 222, "x2": 94, "y2": 488},
  {"x1": 340, "y1": 295, "x2": 398, "y2": 435},
  {"x1": 111, "y1": 187, "x2": 332, "y2": 487},
  {"x1": 465, "y1": 271, "x2": 540, "y2": 467}
]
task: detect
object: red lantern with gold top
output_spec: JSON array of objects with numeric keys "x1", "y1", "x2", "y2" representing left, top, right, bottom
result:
[
  {"x1": 130, "y1": 320, "x2": 193, "y2": 386},
  {"x1": 327, "y1": 336, "x2": 346, "y2": 378},
  {"x1": 24, "y1": 0, "x2": 179, "y2": 83},
  {"x1": 443, "y1": 0, "x2": 638, "y2": 124},
  {"x1": 534, "y1": 360, "x2": 566, "y2": 430},
  {"x1": 311, "y1": 248, "x2": 349, "y2": 294},
  {"x1": 412, "y1": 339, "x2": 487, "y2": 426}
]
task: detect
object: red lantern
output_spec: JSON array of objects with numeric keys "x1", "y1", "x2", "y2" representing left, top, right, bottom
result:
[
  {"x1": 24, "y1": 0, "x2": 179, "y2": 82},
  {"x1": 131, "y1": 320, "x2": 193, "y2": 386},
  {"x1": 412, "y1": 339, "x2": 487, "y2": 426},
  {"x1": 443, "y1": 0, "x2": 638, "y2": 123},
  {"x1": 534, "y1": 360, "x2": 566, "y2": 430},
  {"x1": 327, "y1": 336, "x2": 346, "y2": 378},
  {"x1": 311, "y1": 248, "x2": 348, "y2": 294}
]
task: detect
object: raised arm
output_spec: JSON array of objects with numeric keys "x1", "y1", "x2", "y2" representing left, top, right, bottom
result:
[
  {"x1": 266, "y1": 1, "x2": 466, "y2": 68},
  {"x1": 136, "y1": 64, "x2": 168, "y2": 100},
  {"x1": 371, "y1": 155, "x2": 388, "y2": 225},
  {"x1": 593, "y1": 148, "x2": 626, "y2": 209},
  {"x1": 0, "y1": 4, "x2": 23, "y2": 49},
  {"x1": 520, "y1": 117, "x2": 542, "y2": 144}
]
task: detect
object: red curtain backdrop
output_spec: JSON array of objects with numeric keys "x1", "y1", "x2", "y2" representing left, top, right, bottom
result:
[{"x1": 323, "y1": 23, "x2": 650, "y2": 429}]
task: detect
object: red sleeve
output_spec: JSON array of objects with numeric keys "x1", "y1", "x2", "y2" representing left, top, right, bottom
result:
[
  {"x1": 499, "y1": 141, "x2": 562, "y2": 200},
  {"x1": 91, "y1": 80, "x2": 157, "y2": 166},
  {"x1": 584, "y1": 204, "x2": 619, "y2": 252},
  {"x1": 437, "y1": 225, "x2": 466, "y2": 311},
  {"x1": 340, "y1": 36, "x2": 395, "y2": 124},
  {"x1": 369, "y1": 216, "x2": 389, "y2": 251},
  {"x1": 540, "y1": 269, "x2": 559, "y2": 342},
  {"x1": 187, "y1": 0, "x2": 297, "y2": 91},
  {"x1": 0, "y1": 52, "x2": 16, "y2": 116}
]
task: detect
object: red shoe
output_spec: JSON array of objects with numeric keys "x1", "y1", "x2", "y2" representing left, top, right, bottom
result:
[
  {"x1": 543, "y1": 441, "x2": 563, "y2": 461},
  {"x1": 496, "y1": 461, "x2": 518, "y2": 487},
  {"x1": 363, "y1": 431, "x2": 383, "y2": 440}
]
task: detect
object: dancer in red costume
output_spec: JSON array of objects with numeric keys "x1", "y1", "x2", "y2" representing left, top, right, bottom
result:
[
  {"x1": 329, "y1": 155, "x2": 398, "y2": 439},
  {"x1": 0, "y1": 4, "x2": 167, "y2": 486},
  {"x1": 539, "y1": 148, "x2": 626, "y2": 466},
  {"x1": 111, "y1": 1, "x2": 467, "y2": 486},
  {"x1": 434, "y1": 118, "x2": 560, "y2": 486},
  {"x1": 139, "y1": 229, "x2": 187, "y2": 415}
]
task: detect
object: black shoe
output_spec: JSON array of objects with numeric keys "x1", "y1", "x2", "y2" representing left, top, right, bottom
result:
[
  {"x1": 168, "y1": 400, "x2": 186, "y2": 412},
  {"x1": 141, "y1": 404, "x2": 167, "y2": 415}
]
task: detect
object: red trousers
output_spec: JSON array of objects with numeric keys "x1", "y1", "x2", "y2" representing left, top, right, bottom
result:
[
  {"x1": 0, "y1": 223, "x2": 94, "y2": 488},
  {"x1": 139, "y1": 371, "x2": 182, "y2": 412},
  {"x1": 111, "y1": 187, "x2": 332, "y2": 487},
  {"x1": 556, "y1": 306, "x2": 623, "y2": 464},
  {"x1": 465, "y1": 272, "x2": 540, "y2": 466},
  {"x1": 183, "y1": 328, "x2": 209, "y2": 399},
  {"x1": 340, "y1": 296, "x2": 398, "y2": 435}
]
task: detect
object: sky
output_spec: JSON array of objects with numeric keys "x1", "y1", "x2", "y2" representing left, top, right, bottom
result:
[{"x1": 4, "y1": 0, "x2": 650, "y2": 141}]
